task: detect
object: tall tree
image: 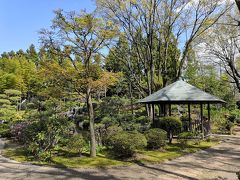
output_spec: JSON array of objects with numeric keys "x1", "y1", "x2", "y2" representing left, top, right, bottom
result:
[
  {"x1": 39, "y1": 10, "x2": 118, "y2": 157},
  {"x1": 97, "y1": 0, "x2": 232, "y2": 91},
  {"x1": 203, "y1": 14, "x2": 240, "y2": 93},
  {"x1": 97, "y1": 0, "x2": 231, "y2": 117},
  {"x1": 26, "y1": 44, "x2": 39, "y2": 66}
]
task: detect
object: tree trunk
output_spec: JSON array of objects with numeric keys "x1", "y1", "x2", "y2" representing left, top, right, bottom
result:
[
  {"x1": 129, "y1": 81, "x2": 134, "y2": 115},
  {"x1": 169, "y1": 130, "x2": 173, "y2": 144},
  {"x1": 149, "y1": 104, "x2": 153, "y2": 120},
  {"x1": 146, "y1": 104, "x2": 150, "y2": 116},
  {"x1": 104, "y1": 87, "x2": 107, "y2": 97},
  {"x1": 86, "y1": 87, "x2": 96, "y2": 158}
]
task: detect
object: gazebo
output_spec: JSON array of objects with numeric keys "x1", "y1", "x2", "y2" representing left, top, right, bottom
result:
[{"x1": 138, "y1": 80, "x2": 226, "y2": 135}]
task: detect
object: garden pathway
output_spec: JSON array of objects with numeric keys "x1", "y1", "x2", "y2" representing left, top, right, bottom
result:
[{"x1": 0, "y1": 127, "x2": 240, "y2": 180}]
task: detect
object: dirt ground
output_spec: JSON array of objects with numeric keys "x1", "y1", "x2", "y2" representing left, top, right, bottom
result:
[{"x1": 0, "y1": 127, "x2": 240, "y2": 180}]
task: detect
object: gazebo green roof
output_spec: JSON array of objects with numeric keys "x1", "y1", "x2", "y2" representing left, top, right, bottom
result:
[{"x1": 138, "y1": 80, "x2": 225, "y2": 104}]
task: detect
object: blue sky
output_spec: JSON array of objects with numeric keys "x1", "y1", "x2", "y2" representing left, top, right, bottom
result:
[{"x1": 0, "y1": 0, "x2": 95, "y2": 54}]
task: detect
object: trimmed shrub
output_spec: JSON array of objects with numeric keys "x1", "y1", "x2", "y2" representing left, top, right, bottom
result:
[
  {"x1": 116, "y1": 114, "x2": 137, "y2": 131},
  {"x1": 0, "y1": 99, "x2": 11, "y2": 105},
  {"x1": 136, "y1": 116, "x2": 151, "y2": 125},
  {"x1": 23, "y1": 116, "x2": 73, "y2": 161},
  {"x1": 177, "y1": 132, "x2": 194, "y2": 146},
  {"x1": 230, "y1": 109, "x2": 240, "y2": 124},
  {"x1": 157, "y1": 116, "x2": 182, "y2": 143},
  {"x1": 108, "y1": 131, "x2": 147, "y2": 157},
  {"x1": 145, "y1": 128, "x2": 167, "y2": 149},
  {"x1": 101, "y1": 116, "x2": 116, "y2": 127},
  {"x1": 66, "y1": 134, "x2": 86, "y2": 156},
  {"x1": 178, "y1": 131, "x2": 202, "y2": 146},
  {"x1": 0, "y1": 123, "x2": 11, "y2": 138},
  {"x1": 103, "y1": 125, "x2": 123, "y2": 146}
]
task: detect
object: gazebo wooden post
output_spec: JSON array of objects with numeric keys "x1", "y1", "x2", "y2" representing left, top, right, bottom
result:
[
  {"x1": 163, "y1": 104, "x2": 166, "y2": 117},
  {"x1": 152, "y1": 104, "x2": 155, "y2": 127},
  {"x1": 200, "y1": 103, "x2": 204, "y2": 138},
  {"x1": 188, "y1": 103, "x2": 191, "y2": 131},
  {"x1": 169, "y1": 104, "x2": 172, "y2": 116},
  {"x1": 207, "y1": 103, "x2": 211, "y2": 134},
  {"x1": 158, "y1": 104, "x2": 161, "y2": 117}
]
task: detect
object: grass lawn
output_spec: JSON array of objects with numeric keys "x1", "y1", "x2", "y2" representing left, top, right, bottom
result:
[
  {"x1": 138, "y1": 141, "x2": 218, "y2": 164},
  {"x1": 3, "y1": 139, "x2": 219, "y2": 168}
]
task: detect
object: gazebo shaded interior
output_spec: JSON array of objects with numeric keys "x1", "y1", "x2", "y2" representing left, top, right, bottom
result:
[{"x1": 138, "y1": 80, "x2": 226, "y2": 135}]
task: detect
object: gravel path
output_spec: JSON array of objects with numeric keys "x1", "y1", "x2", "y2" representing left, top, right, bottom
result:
[{"x1": 0, "y1": 128, "x2": 240, "y2": 180}]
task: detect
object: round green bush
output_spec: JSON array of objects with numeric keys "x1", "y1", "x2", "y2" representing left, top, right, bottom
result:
[
  {"x1": 178, "y1": 131, "x2": 202, "y2": 146},
  {"x1": 177, "y1": 132, "x2": 194, "y2": 146},
  {"x1": 136, "y1": 116, "x2": 151, "y2": 124},
  {"x1": 103, "y1": 125, "x2": 123, "y2": 146},
  {"x1": 101, "y1": 116, "x2": 116, "y2": 127},
  {"x1": 108, "y1": 131, "x2": 147, "y2": 157},
  {"x1": 157, "y1": 116, "x2": 182, "y2": 143},
  {"x1": 145, "y1": 128, "x2": 167, "y2": 149},
  {"x1": 0, "y1": 123, "x2": 11, "y2": 138}
]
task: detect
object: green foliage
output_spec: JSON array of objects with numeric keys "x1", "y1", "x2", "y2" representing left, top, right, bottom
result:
[
  {"x1": 177, "y1": 132, "x2": 194, "y2": 146},
  {"x1": 228, "y1": 109, "x2": 240, "y2": 123},
  {"x1": 180, "y1": 115, "x2": 190, "y2": 131},
  {"x1": 136, "y1": 116, "x2": 151, "y2": 125},
  {"x1": 23, "y1": 113, "x2": 73, "y2": 161},
  {"x1": 115, "y1": 114, "x2": 139, "y2": 131},
  {"x1": 145, "y1": 128, "x2": 167, "y2": 149},
  {"x1": 66, "y1": 134, "x2": 86, "y2": 156},
  {"x1": 185, "y1": 61, "x2": 235, "y2": 102},
  {"x1": 0, "y1": 57, "x2": 38, "y2": 93},
  {"x1": 0, "y1": 1, "x2": 237, "y2": 165},
  {"x1": 0, "y1": 124, "x2": 11, "y2": 138},
  {"x1": 97, "y1": 96, "x2": 130, "y2": 119},
  {"x1": 107, "y1": 131, "x2": 147, "y2": 157},
  {"x1": 9, "y1": 96, "x2": 21, "y2": 102},
  {"x1": 3, "y1": 137, "x2": 218, "y2": 168},
  {"x1": 226, "y1": 121, "x2": 235, "y2": 135},
  {"x1": 0, "y1": 99, "x2": 11, "y2": 105},
  {"x1": 0, "y1": 89, "x2": 24, "y2": 123},
  {"x1": 5, "y1": 89, "x2": 21, "y2": 96},
  {"x1": 103, "y1": 125, "x2": 123, "y2": 146},
  {"x1": 158, "y1": 116, "x2": 182, "y2": 135},
  {"x1": 0, "y1": 94, "x2": 7, "y2": 98},
  {"x1": 101, "y1": 116, "x2": 117, "y2": 127},
  {"x1": 228, "y1": 114, "x2": 236, "y2": 123},
  {"x1": 10, "y1": 122, "x2": 29, "y2": 142},
  {"x1": 211, "y1": 108, "x2": 237, "y2": 134},
  {"x1": 157, "y1": 116, "x2": 182, "y2": 143},
  {"x1": 180, "y1": 116, "x2": 189, "y2": 121},
  {"x1": 211, "y1": 109, "x2": 228, "y2": 133}
]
